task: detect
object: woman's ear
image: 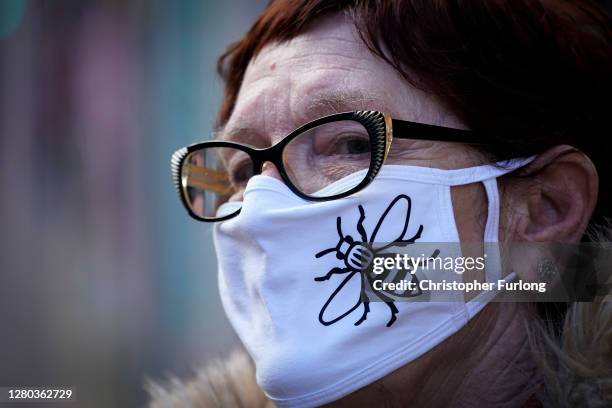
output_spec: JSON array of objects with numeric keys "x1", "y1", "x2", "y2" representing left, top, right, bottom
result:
[{"x1": 515, "y1": 145, "x2": 599, "y2": 243}]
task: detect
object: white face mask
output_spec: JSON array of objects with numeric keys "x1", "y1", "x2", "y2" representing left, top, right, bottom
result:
[{"x1": 213, "y1": 159, "x2": 532, "y2": 407}]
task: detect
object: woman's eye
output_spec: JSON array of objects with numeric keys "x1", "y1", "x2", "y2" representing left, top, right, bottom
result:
[
  {"x1": 324, "y1": 135, "x2": 371, "y2": 155},
  {"x1": 344, "y1": 138, "x2": 370, "y2": 154}
]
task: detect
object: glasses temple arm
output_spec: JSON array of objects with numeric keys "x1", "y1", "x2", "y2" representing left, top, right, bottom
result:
[{"x1": 391, "y1": 119, "x2": 489, "y2": 145}]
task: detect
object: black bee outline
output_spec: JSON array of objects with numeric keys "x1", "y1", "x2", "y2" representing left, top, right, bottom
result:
[{"x1": 314, "y1": 194, "x2": 436, "y2": 327}]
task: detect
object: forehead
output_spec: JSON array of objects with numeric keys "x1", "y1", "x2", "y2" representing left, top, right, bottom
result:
[
  {"x1": 242, "y1": 17, "x2": 392, "y2": 96},
  {"x1": 221, "y1": 13, "x2": 463, "y2": 141}
]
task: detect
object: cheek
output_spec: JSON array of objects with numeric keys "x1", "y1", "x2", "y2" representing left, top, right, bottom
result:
[{"x1": 451, "y1": 183, "x2": 488, "y2": 242}]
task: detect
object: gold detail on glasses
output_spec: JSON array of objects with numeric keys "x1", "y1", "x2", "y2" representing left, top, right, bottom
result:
[{"x1": 383, "y1": 112, "x2": 393, "y2": 161}]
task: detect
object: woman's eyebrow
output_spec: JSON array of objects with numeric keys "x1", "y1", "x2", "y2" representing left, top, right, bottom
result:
[{"x1": 299, "y1": 90, "x2": 385, "y2": 123}]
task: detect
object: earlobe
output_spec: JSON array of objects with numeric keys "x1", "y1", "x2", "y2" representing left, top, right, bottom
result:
[{"x1": 517, "y1": 145, "x2": 598, "y2": 243}]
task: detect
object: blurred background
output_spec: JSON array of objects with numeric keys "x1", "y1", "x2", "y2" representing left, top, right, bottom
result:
[{"x1": 0, "y1": 0, "x2": 266, "y2": 406}]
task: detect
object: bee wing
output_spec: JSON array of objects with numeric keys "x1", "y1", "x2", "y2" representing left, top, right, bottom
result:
[
  {"x1": 318, "y1": 271, "x2": 363, "y2": 326},
  {"x1": 369, "y1": 195, "x2": 412, "y2": 248}
]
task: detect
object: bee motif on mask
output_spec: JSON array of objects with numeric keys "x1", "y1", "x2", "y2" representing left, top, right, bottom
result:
[{"x1": 314, "y1": 195, "x2": 438, "y2": 327}]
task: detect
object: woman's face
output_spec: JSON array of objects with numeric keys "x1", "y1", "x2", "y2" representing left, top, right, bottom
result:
[
  {"x1": 216, "y1": 12, "x2": 599, "y2": 407},
  {"x1": 220, "y1": 14, "x2": 494, "y2": 244}
]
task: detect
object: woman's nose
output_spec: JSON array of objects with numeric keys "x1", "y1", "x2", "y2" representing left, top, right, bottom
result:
[{"x1": 261, "y1": 161, "x2": 283, "y2": 181}]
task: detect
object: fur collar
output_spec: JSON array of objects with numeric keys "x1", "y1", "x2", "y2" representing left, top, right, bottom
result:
[{"x1": 147, "y1": 350, "x2": 273, "y2": 408}]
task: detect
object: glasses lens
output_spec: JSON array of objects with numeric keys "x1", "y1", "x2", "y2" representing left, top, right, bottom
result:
[
  {"x1": 282, "y1": 120, "x2": 372, "y2": 197},
  {"x1": 180, "y1": 146, "x2": 252, "y2": 219}
]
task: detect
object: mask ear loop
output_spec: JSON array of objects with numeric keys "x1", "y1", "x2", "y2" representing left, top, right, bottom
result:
[
  {"x1": 483, "y1": 178, "x2": 502, "y2": 284},
  {"x1": 480, "y1": 157, "x2": 537, "y2": 287},
  {"x1": 465, "y1": 177, "x2": 518, "y2": 319}
]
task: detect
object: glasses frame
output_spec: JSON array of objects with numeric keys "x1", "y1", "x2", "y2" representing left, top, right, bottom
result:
[{"x1": 171, "y1": 110, "x2": 488, "y2": 222}]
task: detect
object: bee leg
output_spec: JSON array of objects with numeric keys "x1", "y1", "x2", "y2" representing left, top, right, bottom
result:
[
  {"x1": 386, "y1": 301, "x2": 398, "y2": 327},
  {"x1": 354, "y1": 300, "x2": 370, "y2": 326},
  {"x1": 314, "y1": 267, "x2": 350, "y2": 281},
  {"x1": 356, "y1": 205, "x2": 368, "y2": 242},
  {"x1": 315, "y1": 246, "x2": 338, "y2": 258}
]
